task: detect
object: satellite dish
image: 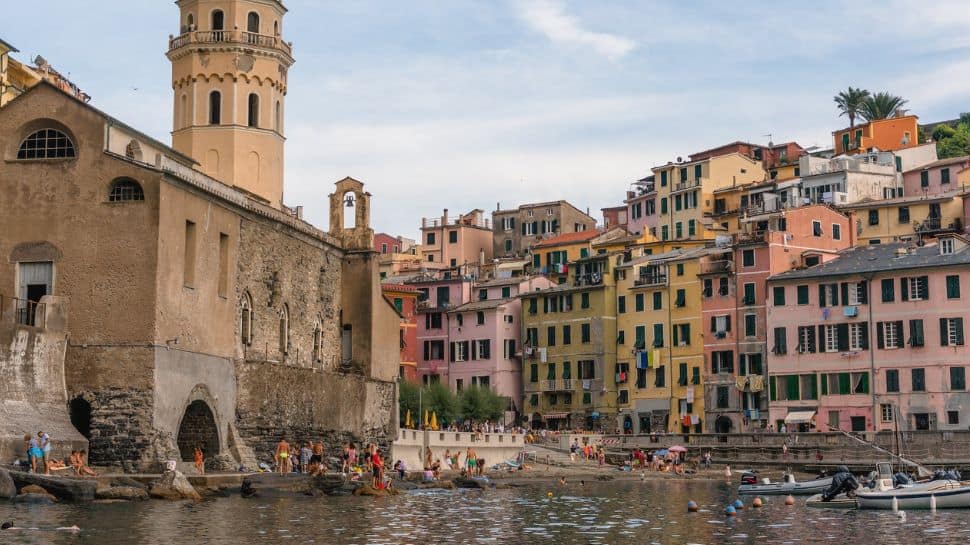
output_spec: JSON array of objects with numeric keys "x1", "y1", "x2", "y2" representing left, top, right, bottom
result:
[
  {"x1": 33, "y1": 55, "x2": 48, "y2": 67},
  {"x1": 676, "y1": 156, "x2": 683, "y2": 163}
]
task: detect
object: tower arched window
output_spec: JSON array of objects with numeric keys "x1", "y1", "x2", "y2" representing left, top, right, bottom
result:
[
  {"x1": 274, "y1": 20, "x2": 279, "y2": 36},
  {"x1": 209, "y1": 91, "x2": 221, "y2": 125},
  {"x1": 247, "y1": 93, "x2": 259, "y2": 128},
  {"x1": 17, "y1": 128, "x2": 76, "y2": 160},
  {"x1": 186, "y1": 13, "x2": 195, "y2": 31},
  {"x1": 211, "y1": 10, "x2": 224, "y2": 31},
  {"x1": 312, "y1": 319, "x2": 323, "y2": 364},
  {"x1": 278, "y1": 305, "x2": 289, "y2": 355},
  {"x1": 247, "y1": 12, "x2": 260, "y2": 33},
  {"x1": 108, "y1": 178, "x2": 145, "y2": 202},
  {"x1": 275, "y1": 100, "x2": 281, "y2": 131},
  {"x1": 240, "y1": 292, "x2": 254, "y2": 347}
]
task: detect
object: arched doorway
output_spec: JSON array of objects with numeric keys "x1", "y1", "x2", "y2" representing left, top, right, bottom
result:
[
  {"x1": 69, "y1": 396, "x2": 92, "y2": 439},
  {"x1": 177, "y1": 400, "x2": 219, "y2": 462},
  {"x1": 715, "y1": 416, "x2": 733, "y2": 434}
]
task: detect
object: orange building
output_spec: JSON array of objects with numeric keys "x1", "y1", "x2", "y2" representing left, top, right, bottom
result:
[
  {"x1": 833, "y1": 116, "x2": 919, "y2": 156},
  {"x1": 382, "y1": 283, "x2": 420, "y2": 382}
]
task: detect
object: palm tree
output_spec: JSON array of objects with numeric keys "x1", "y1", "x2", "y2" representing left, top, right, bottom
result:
[
  {"x1": 834, "y1": 87, "x2": 870, "y2": 127},
  {"x1": 860, "y1": 92, "x2": 908, "y2": 121}
]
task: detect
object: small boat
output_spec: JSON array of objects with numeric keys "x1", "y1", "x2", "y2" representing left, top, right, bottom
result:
[
  {"x1": 854, "y1": 463, "x2": 970, "y2": 509},
  {"x1": 738, "y1": 471, "x2": 833, "y2": 496}
]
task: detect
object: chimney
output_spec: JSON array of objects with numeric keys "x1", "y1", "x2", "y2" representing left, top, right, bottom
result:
[
  {"x1": 295, "y1": 205, "x2": 304, "y2": 220},
  {"x1": 846, "y1": 211, "x2": 857, "y2": 248},
  {"x1": 496, "y1": 202, "x2": 501, "y2": 211},
  {"x1": 443, "y1": 208, "x2": 449, "y2": 225}
]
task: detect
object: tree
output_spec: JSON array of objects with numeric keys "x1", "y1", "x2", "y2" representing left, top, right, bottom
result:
[
  {"x1": 423, "y1": 382, "x2": 459, "y2": 424},
  {"x1": 834, "y1": 87, "x2": 870, "y2": 127},
  {"x1": 399, "y1": 380, "x2": 421, "y2": 426},
  {"x1": 458, "y1": 386, "x2": 505, "y2": 422},
  {"x1": 935, "y1": 120, "x2": 969, "y2": 159},
  {"x1": 859, "y1": 92, "x2": 908, "y2": 121}
]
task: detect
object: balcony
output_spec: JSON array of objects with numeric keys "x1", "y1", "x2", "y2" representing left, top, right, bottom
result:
[
  {"x1": 573, "y1": 274, "x2": 604, "y2": 287},
  {"x1": 544, "y1": 379, "x2": 559, "y2": 391},
  {"x1": 736, "y1": 231, "x2": 767, "y2": 245},
  {"x1": 915, "y1": 217, "x2": 963, "y2": 234},
  {"x1": 168, "y1": 30, "x2": 293, "y2": 57},
  {"x1": 674, "y1": 179, "x2": 702, "y2": 192},
  {"x1": 700, "y1": 260, "x2": 733, "y2": 275},
  {"x1": 562, "y1": 378, "x2": 573, "y2": 390},
  {"x1": 525, "y1": 381, "x2": 541, "y2": 393},
  {"x1": 634, "y1": 274, "x2": 667, "y2": 287}
]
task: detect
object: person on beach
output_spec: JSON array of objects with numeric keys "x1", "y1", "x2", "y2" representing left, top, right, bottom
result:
[
  {"x1": 443, "y1": 449, "x2": 453, "y2": 470},
  {"x1": 38, "y1": 431, "x2": 51, "y2": 475},
  {"x1": 76, "y1": 450, "x2": 97, "y2": 476},
  {"x1": 194, "y1": 446, "x2": 205, "y2": 475},
  {"x1": 424, "y1": 446, "x2": 433, "y2": 470},
  {"x1": 299, "y1": 442, "x2": 313, "y2": 474},
  {"x1": 393, "y1": 459, "x2": 406, "y2": 479},
  {"x1": 466, "y1": 447, "x2": 477, "y2": 474},
  {"x1": 598, "y1": 447, "x2": 606, "y2": 467},
  {"x1": 275, "y1": 436, "x2": 291, "y2": 475},
  {"x1": 310, "y1": 441, "x2": 324, "y2": 470},
  {"x1": 369, "y1": 444, "x2": 384, "y2": 489},
  {"x1": 25, "y1": 434, "x2": 42, "y2": 473},
  {"x1": 347, "y1": 443, "x2": 358, "y2": 473}
]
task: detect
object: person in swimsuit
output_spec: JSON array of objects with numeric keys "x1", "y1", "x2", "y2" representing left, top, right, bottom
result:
[
  {"x1": 466, "y1": 448, "x2": 476, "y2": 473},
  {"x1": 275, "y1": 436, "x2": 291, "y2": 475},
  {"x1": 76, "y1": 450, "x2": 96, "y2": 476},
  {"x1": 347, "y1": 443, "x2": 357, "y2": 474},
  {"x1": 26, "y1": 434, "x2": 43, "y2": 474},
  {"x1": 369, "y1": 443, "x2": 384, "y2": 489},
  {"x1": 194, "y1": 446, "x2": 205, "y2": 475}
]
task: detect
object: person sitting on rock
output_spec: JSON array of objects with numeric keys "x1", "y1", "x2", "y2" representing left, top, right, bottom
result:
[{"x1": 75, "y1": 450, "x2": 97, "y2": 476}]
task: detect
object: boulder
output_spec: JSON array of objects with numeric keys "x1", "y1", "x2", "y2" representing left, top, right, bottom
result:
[
  {"x1": 353, "y1": 484, "x2": 399, "y2": 497},
  {"x1": 96, "y1": 486, "x2": 150, "y2": 501},
  {"x1": 8, "y1": 470, "x2": 97, "y2": 502},
  {"x1": 106, "y1": 477, "x2": 148, "y2": 490},
  {"x1": 13, "y1": 492, "x2": 57, "y2": 504},
  {"x1": 148, "y1": 470, "x2": 202, "y2": 501},
  {"x1": 0, "y1": 469, "x2": 15, "y2": 500}
]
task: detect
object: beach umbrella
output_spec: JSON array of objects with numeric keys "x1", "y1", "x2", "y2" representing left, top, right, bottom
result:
[
  {"x1": 669, "y1": 445, "x2": 688, "y2": 453},
  {"x1": 431, "y1": 411, "x2": 439, "y2": 431},
  {"x1": 405, "y1": 410, "x2": 412, "y2": 428},
  {"x1": 424, "y1": 409, "x2": 430, "y2": 428},
  {"x1": 653, "y1": 449, "x2": 669, "y2": 456}
]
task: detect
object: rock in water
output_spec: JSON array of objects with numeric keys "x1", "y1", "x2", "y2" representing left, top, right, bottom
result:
[
  {"x1": 353, "y1": 484, "x2": 387, "y2": 497},
  {"x1": 20, "y1": 484, "x2": 50, "y2": 495},
  {"x1": 148, "y1": 470, "x2": 202, "y2": 501},
  {"x1": 96, "y1": 486, "x2": 150, "y2": 501},
  {"x1": 0, "y1": 469, "x2": 15, "y2": 500},
  {"x1": 14, "y1": 492, "x2": 57, "y2": 504}
]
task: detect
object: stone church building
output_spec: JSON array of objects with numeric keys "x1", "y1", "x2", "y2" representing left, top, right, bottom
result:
[{"x1": 0, "y1": 0, "x2": 400, "y2": 469}]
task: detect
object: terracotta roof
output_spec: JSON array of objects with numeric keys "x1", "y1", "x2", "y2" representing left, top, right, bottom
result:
[
  {"x1": 902, "y1": 155, "x2": 969, "y2": 174},
  {"x1": 532, "y1": 230, "x2": 600, "y2": 249},
  {"x1": 381, "y1": 283, "x2": 419, "y2": 293},
  {"x1": 448, "y1": 299, "x2": 512, "y2": 313}
]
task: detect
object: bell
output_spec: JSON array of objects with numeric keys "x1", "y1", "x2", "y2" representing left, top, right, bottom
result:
[{"x1": 344, "y1": 194, "x2": 355, "y2": 207}]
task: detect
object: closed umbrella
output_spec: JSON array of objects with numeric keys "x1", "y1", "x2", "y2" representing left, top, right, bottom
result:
[
  {"x1": 424, "y1": 409, "x2": 429, "y2": 428},
  {"x1": 431, "y1": 412, "x2": 439, "y2": 431},
  {"x1": 405, "y1": 410, "x2": 412, "y2": 428}
]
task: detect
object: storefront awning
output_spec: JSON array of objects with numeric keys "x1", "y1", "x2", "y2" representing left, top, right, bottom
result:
[
  {"x1": 543, "y1": 413, "x2": 568, "y2": 419},
  {"x1": 784, "y1": 410, "x2": 816, "y2": 424}
]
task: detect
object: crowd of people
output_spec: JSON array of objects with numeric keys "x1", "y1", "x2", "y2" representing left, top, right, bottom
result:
[
  {"x1": 19, "y1": 431, "x2": 97, "y2": 477},
  {"x1": 270, "y1": 437, "x2": 388, "y2": 489}
]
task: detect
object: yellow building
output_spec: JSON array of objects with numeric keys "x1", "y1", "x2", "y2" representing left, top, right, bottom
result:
[
  {"x1": 1, "y1": 38, "x2": 89, "y2": 107},
  {"x1": 615, "y1": 245, "x2": 710, "y2": 433},
  {"x1": 652, "y1": 152, "x2": 766, "y2": 243},
  {"x1": 841, "y1": 192, "x2": 966, "y2": 245},
  {"x1": 521, "y1": 252, "x2": 618, "y2": 431},
  {"x1": 530, "y1": 230, "x2": 601, "y2": 284}
]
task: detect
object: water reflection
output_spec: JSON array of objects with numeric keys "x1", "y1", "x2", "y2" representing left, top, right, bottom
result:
[{"x1": 3, "y1": 479, "x2": 970, "y2": 544}]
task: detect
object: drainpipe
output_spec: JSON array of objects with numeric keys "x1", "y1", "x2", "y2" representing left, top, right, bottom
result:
[
  {"x1": 667, "y1": 262, "x2": 674, "y2": 432},
  {"x1": 733, "y1": 244, "x2": 742, "y2": 431},
  {"x1": 865, "y1": 273, "x2": 876, "y2": 432}
]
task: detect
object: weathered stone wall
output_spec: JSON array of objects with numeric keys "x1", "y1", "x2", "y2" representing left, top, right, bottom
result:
[{"x1": 235, "y1": 360, "x2": 395, "y2": 463}]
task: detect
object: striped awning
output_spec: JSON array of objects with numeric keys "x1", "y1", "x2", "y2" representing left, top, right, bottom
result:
[
  {"x1": 784, "y1": 410, "x2": 816, "y2": 424},
  {"x1": 543, "y1": 413, "x2": 569, "y2": 419}
]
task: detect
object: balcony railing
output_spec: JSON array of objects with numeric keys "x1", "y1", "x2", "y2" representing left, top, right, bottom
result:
[
  {"x1": 634, "y1": 274, "x2": 667, "y2": 287},
  {"x1": 674, "y1": 179, "x2": 702, "y2": 192},
  {"x1": 915, "y1": 217, "x2": 963, "y2": 233},
  {"x1": 736, "y1": 230, "x2": 767, "y2": 244},
  {"x1": 525, "y1": 381, "x2": 541, "y2": 392},
  {"x1": 562, "y1": 378, "x2": 573, "y2": 390},
  {"x1": 168, "y1": 30, "x2": 293, "y2": 56},
  {"x1": 544, "y1": 379, "x2": 559, "y2": 391},
  {"x1": 0, "y1": 295, "x2": 46, "y2": 327},
  {"x1": 700, "y1": 260, "x2": 732, "y2": 275}
]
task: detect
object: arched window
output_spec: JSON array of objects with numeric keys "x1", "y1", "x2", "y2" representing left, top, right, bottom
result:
[
  {"x1": 274, "y1": 20, "x2": 279, "y2": 36},
  {"x1": 247, "y1": 12, "x2": 260, "y2": 33},
  {"x1": 240, "y1": 292, "x2": 253, "y2": 347},
  {"x1": 180, "y1": 94, "x2": 188, "y2": 128},
  {"x1": 211, "y1": 10, "x2": 224, "y2": 31},
  {"x1": 275, "y1": 100, "x2": 281, "y2": 131},
  {"x1": 108, "y1": 178, "x2": 145, "y2": 202},
  {"x1": 17, "y1": 128, "x2": 76, "y2": 160},
  {"x1": 278, "y1": 305, "x2": 289, "y2": 355},
  {"x1": 186, "y1": 13, "x2": 195, "y2": 30},
  {"x1": 209, "y1": 91, "x2": 221, "y2": 125},
  {"x1": 247, "y1": 93, "x2": 259, "y2": 128}
]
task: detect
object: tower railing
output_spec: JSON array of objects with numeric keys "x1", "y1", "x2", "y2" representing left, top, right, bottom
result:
[{"x1": 169, "y1": 30, "x2": 293, "y2": 57}]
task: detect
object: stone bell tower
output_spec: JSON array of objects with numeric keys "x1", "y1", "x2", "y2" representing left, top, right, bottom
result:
[{"x1": 167, "y1": 0, "x2": 294, "y2": 208}]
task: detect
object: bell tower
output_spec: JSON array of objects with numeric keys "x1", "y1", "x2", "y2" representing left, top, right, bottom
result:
[{"x1": 167, "y1": 0, "x2": 294, "y2": 208}]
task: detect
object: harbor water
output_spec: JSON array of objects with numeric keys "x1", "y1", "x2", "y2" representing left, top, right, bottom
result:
[{"x1": 3, "y1": 479, "x2": 970, "y2": 544}]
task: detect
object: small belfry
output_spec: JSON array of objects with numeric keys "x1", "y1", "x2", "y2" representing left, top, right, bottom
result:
[{"x1": 167, "y1": 0, "x2": 294, "y2": 208}]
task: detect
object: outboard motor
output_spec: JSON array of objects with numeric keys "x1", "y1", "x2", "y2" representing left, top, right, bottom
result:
[
  {"x1": 740, "y1": 472, "x2": 758, "y2": 485},
  {"x1": 821, "y1": 465, "x2": 859, "y2": 501},
  {"x1": 893, "y1": 472, "x2": 913, "y2": 487}
]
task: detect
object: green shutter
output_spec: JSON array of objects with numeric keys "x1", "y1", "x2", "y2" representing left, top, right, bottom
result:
[
  {"x1": 821, "y1": 374, "x2": 828, "y2": 395},
  {"x1": 838, "y1": 373, "x2": 851, "y2": 395},
  {"x1": 786, "y1": 375, "x2": 799, "y2": 400},
  {"x1": 769, "y1": 376, "x2": 777, "y2": 401},
  {"x1": 947, "y1": 275, "x2": 961, "y2": 299},
  {"x1": 810, "y1": 375, "x2": 818, "y2": 400},
  {"x1": 859, "y1": 373, "x2": 869, "y2": 394}
]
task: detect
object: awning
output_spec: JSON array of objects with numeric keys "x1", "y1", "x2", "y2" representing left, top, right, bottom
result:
[
  {"x1": 543, "y1": 413, "x2": 569, "y2": 420},
  {"x1": 784, "y1": 410, "x2": 816, "y2": 424}
]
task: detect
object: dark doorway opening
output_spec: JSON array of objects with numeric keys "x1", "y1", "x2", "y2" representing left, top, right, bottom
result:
[
  {"x1": 715, "y1": 416, "x2": 733, "y2": 434},
  {"x1": 177, "y1": 400, "x2": 219, "y2": 462},
  {"x1": 69, "y1": 397, "x2": 92, "y2": 439}
]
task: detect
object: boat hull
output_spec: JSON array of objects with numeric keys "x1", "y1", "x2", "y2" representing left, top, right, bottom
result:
[
  {"x1": 856, "y1": 481, "x2": 970, "y2": 509},
  {"x1": 738, "y1": 477, "x2": 832, "y2": 496}
]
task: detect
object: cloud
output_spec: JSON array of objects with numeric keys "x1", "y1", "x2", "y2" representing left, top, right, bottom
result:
[{"x1": 516, "y1": 0, "x2": 636, "y2": 60}]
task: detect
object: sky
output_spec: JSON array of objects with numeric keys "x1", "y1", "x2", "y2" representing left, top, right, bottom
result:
[{"x1": 5, "y1": 1, "x2": 969, "y2": 238}]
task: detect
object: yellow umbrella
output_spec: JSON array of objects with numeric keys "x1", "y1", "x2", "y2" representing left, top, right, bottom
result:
[
  {"x1": 431, "y1": 411, "x2": 438, "y2": 431},
  {"x1": 405, "y1": 409, "x2": 412, "y2": 428},
  {"x1": 424, "y1": 409, "x2": 430, "y2": 428}
]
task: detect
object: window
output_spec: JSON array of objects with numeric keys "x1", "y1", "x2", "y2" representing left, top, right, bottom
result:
[
  {"x1": 773, "y1": 286, "x2": 785, "y2": 306},
  {"x1": 881, "y1": 404, "x2": 894, "y2": 422},
  {"x1": 742, "y1": 249, "x2": 755, "y2": 267},
  {"x1": 563, "y1": 325, "x2": 571, "y2": 345},
  {"x1": 740, "y1": 353, "x2": 763, "y2": 376},
  {"x1": 618, "y1": 296, "x2": 626, "y2": 313},
  {"x1": 868, "y1": 210, "x2": 879, "y2": 226},
  {"x1": 678, "y1": 363, "x2": 688, "y2": 386},
  {"x1": 278, "y1": 305, "x2": 289, "y2": 354},
  {"x1": 711, "y1": 351, "x2": 733, "y2": 374},
  {"x1": 652, "y1": 324, "x2": 664, "y2": 347},
  {"x1": 744, "y1": 314, "x2": 756, "y2": 337},
  {"x1": 897, "y1": 207, "x2": 910, "y2": 223},
  {"x1": 476, "y1": 311, "x2": 485, "y2": 325},
  {"x1": 796, "y1": 285, "x2": 809, "y2": 305},
  {"x1": 881, "y1": 279, "x2": 895, "y2": 302},
  {"x1": 581, "y1": 323, "x2": 591, "y2": 343},
  {"x1": 247, "y1": 93, "x2": 260, "y2": 127},
  {"x1": 951, "y1": 367, "x2": 966, "y2": 390},
  {"x1": 703, "y1": 278, "x2": 713, "y2": 298},
  {"x1": 818, "y1": 283, "x2": 838, "y2": 307},
  {"x1": 426, "y1": 232, "x2": 436, "y2": 245},
  {"x1": 504, "y1": 239, "x2": 512, "y2": 252},
  {"x1": 183, "y1": 220, "x2": 197, "y2": 287},
  {"x1": 848, "y1": 323, "x2": 866, "y2": 350},
  {"x1": 833, "y1": 224, "x2": 841, "y2": 240},
  {"x1": 209, "y1": 91, "x2": 221, "y2": 124},
  {"x1": 211, "y1": 9, "x2": 224, "y2": 30},
  {"x1": 675, "y1": 222, "x2": 683, "y2": 239},
  {"x1": 688, "y1": 220, "x2": 696, "y2": 237},
  {"x1": 797, "y1": 325, "x2": 816, "y2": 353},
  {"x1": 447, "y1": 231, "x2": 458, "y2": 244},
  {"x1": 946, "y1": 275, "x2": 961, "y2": 299},
  {"x1": 912, "y1": 368, "x2": 926, "y2": 392},
  {"x1": 824, "y1": 324, "x2": 839, "y2": 352},
  {"x1": 17, "y1": 128, "x2": 76, "y2": 159},
  {"x1": 247, "y1": 11, "x2": 260, "y2": 33},
  {"x1": 673, "y1": 323, "x2": 690, "y2": 346},
  {"x1": 635, "y1": 293, "x2": 645, "y2": 312},
  {"x1": 878, "y1": 320, "x2": 903, "y2": 349},
  {"x1": 108, "y1": 178, "x2": 145, "y2": 202},
  {"x1": 772, "y1": 327, "x2": 787, "y2": 355},
  {"x1": 660, "y1": 198, "x2": 668, "y2": 215},
  {"x1": 654, "y1": 365, "x2": 665, "y2": 387},
  {"x1": 812, "y1": 221, "x2": 822, "y2": 237},
  {"x1": 501, "y1": 286, "x2": 511, "y2": 299},
  {"x1": 908, "y1": 319, "x2": 925, "y2": 347},
  {"x1": 581, "y1": 293, "x2": 589, "y2": 309},
  {"x1": 941, "y1": 238, "x2": 955, "y2": 255},
  {"x1": 653, "y1": 291, "x2": 662, "y2": 310},
  {"x1": 676, "y1": 263, "x2": 684, "y2": 276},
  {"x1": 675, "y1": 289, "x2": 686, "y2": 307},
  {"x1": 716, "y1": 386, "x2": 730, "y2": 409},
  {"x1": 477, "y1": 288, "x2": 488, "y2": 301},
  {"x1": 948, "y1": 411, "x2": 959, "y2": 425},
  {"x1": 240, "y1": 292, "x2": 254, "y2": 346},
  {"x1": 578, "y1": 360, "x2": 595, "y2": 380},
  {"x1": 743, "y1": 283, "x2": 755, "y2": 305},
  {"x1": 940, "y1": 317, "x2": 965, "y2": 346},
  {"x1": 546, "y1": 326, "x2": 556, "y2": 347},
  {"x1": 920, "y1": 170, "x2": 929, "y2": 187},
  {"x1": 902, "y1": 276, "x2": 929, "y2": 301},
  {"x1": 660, "y1": 170, "x2": 668, "y2": 186},
  {"x1": 886, "y1": 369, "x2": 899, "y2": 392},
  {"x1": 661, "y1": 225, "x2": 669, "y2": 241},
  {"x1": 711, "y1": 315, "x2": 730, "y2": 335},
  {"x1": 452, "y1": 341, "x2": 468, "y2": 362}
]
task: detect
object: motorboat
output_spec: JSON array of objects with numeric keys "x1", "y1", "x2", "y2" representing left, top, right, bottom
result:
[
  {"x1": 854, "y1": 463, "x2": 970, "y2": 509},
  {"x1": 738, "y1": 471, "x2": 833, "y2": 496}
]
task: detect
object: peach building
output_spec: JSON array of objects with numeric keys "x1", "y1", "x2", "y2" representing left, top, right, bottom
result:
[{"x1": 419, "y1": 209, "x2": 493, "y2": 270}]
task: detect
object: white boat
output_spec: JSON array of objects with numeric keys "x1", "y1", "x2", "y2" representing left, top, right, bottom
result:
[
  {"x1": 738, "y1": 472, "x2": 833, "y2": 496},
  {"x1": 855, "y1": 463, "x2": 970, "y2": 509}
]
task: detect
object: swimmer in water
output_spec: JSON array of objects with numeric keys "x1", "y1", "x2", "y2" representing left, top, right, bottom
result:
[
  {"x1": 559, "y1": 476, "x2": 566, "y2": 486},
  {"x1": 2, "y1": 521, "x2": 80, "y2": 532}
]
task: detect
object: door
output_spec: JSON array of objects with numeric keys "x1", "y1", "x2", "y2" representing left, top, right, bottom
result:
[
  {"x1": 18, "y1": 261, "x2": 52, "y2": 326},
  {"x1": 914, "y1": 413, "x2": 930, "y2": 430}
]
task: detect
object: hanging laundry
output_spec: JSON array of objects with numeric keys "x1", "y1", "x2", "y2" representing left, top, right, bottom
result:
[
  {"x1": 539, "y1": 348, "x2": 547, "y2": 362},
  {"x1": 691, "y1": 415, "x2": 700, "y2": 425},
  {"x1": 653, "y1": 349, "x2": 661, "y2": 367},
  {"x1": 682, "y1": 415, "x2": 692, "y2": 427},
  {"x1": 637, "y1": 351, "x2": 648, "y2": 369},
  {"x1": 749, "y1": 375, "x2": 765, "y2": 392},
  {"x1": 822, "y1": 307, "x2": 830, "y2": 320},
  {"x1": 686, "y1": 387, "x2": 694, "y2": 403},
  {"x1": 735, "y1": 376, "x2": 746, "y2": 390}
]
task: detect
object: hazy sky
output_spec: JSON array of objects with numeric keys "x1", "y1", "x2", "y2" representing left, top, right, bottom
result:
[{"x1": 5, "y1": 1, "x2": 969, "y2": 238}]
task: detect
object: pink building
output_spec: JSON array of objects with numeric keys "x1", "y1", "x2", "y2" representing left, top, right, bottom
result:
[
  {"x1": 701, "y1": 205, "x2": 851, "y2": 433},
  {"x1": 419, "y1": 209, "x2": 493, "y2": 269},
  {"x1": 625, "y1": 175, "x2": 658, "y2": 236},
  {"x1": 409, "y1": 274, "x2": 473, "y2": 385},
  {"x1": 446, "y1": 276, "x2": 554, "y2": 416},
  {"x1": 766, "y1": 235, "x2": 970, "y2": 432},
  {"x1": 902, "y1": 155, "x2": 969, "y2": 197}
]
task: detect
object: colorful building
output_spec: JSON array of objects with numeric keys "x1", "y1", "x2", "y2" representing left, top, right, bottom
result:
[
  {"x1": 833, "y1": 116, "x2": 920, "y2": 156},
  {"x1": 382, "y1": 283, "x2": 419, "y2": 382},
  {"x1": 700, "y1": 205, "x2": 852, "y2": 433},
  {"x1": 410, "y1": 274, "x2": 473, "y2": 385},
  {"x1": 521, "y1": 252, "x2": 618, "y2": 431},
  {"x1": 625, "y1": 175, "x2": 658, "y2": 237},
  {"x1": 766, "y1": 235, "x2": 970, "y2": 432},
  {"x1": 841, "y1": 191, "x2": 966, "y2": 245},
  {"x1": 1, "y1": 38, "x2": 89, "y2": 107},
  {"x1": 902, "y1": 156, "x2": 969, "y2": 197},
  {"x1": 492, "y1": 200, "x2": 595, "y2": 258},
  {"x1": 530, "y1": 230, "x2": 601, "y2": 284},
  {"x1": 420, "y1": 209, "x2": 493, "y2": 269},
  {"x1": 446, "y1": 276, "x2": 553, "y2": 418}
]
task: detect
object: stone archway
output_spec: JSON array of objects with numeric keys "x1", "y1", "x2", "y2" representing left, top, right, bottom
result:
[
  {"x1": 69, "y1": 396, "x2": 92, "y2": 439},
  {"x1": 715, "y1": 416, "x2": 733, "y2": 434},
  {"x1": 176, "y1": 400, "x2": 220, "y2": 462}
]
